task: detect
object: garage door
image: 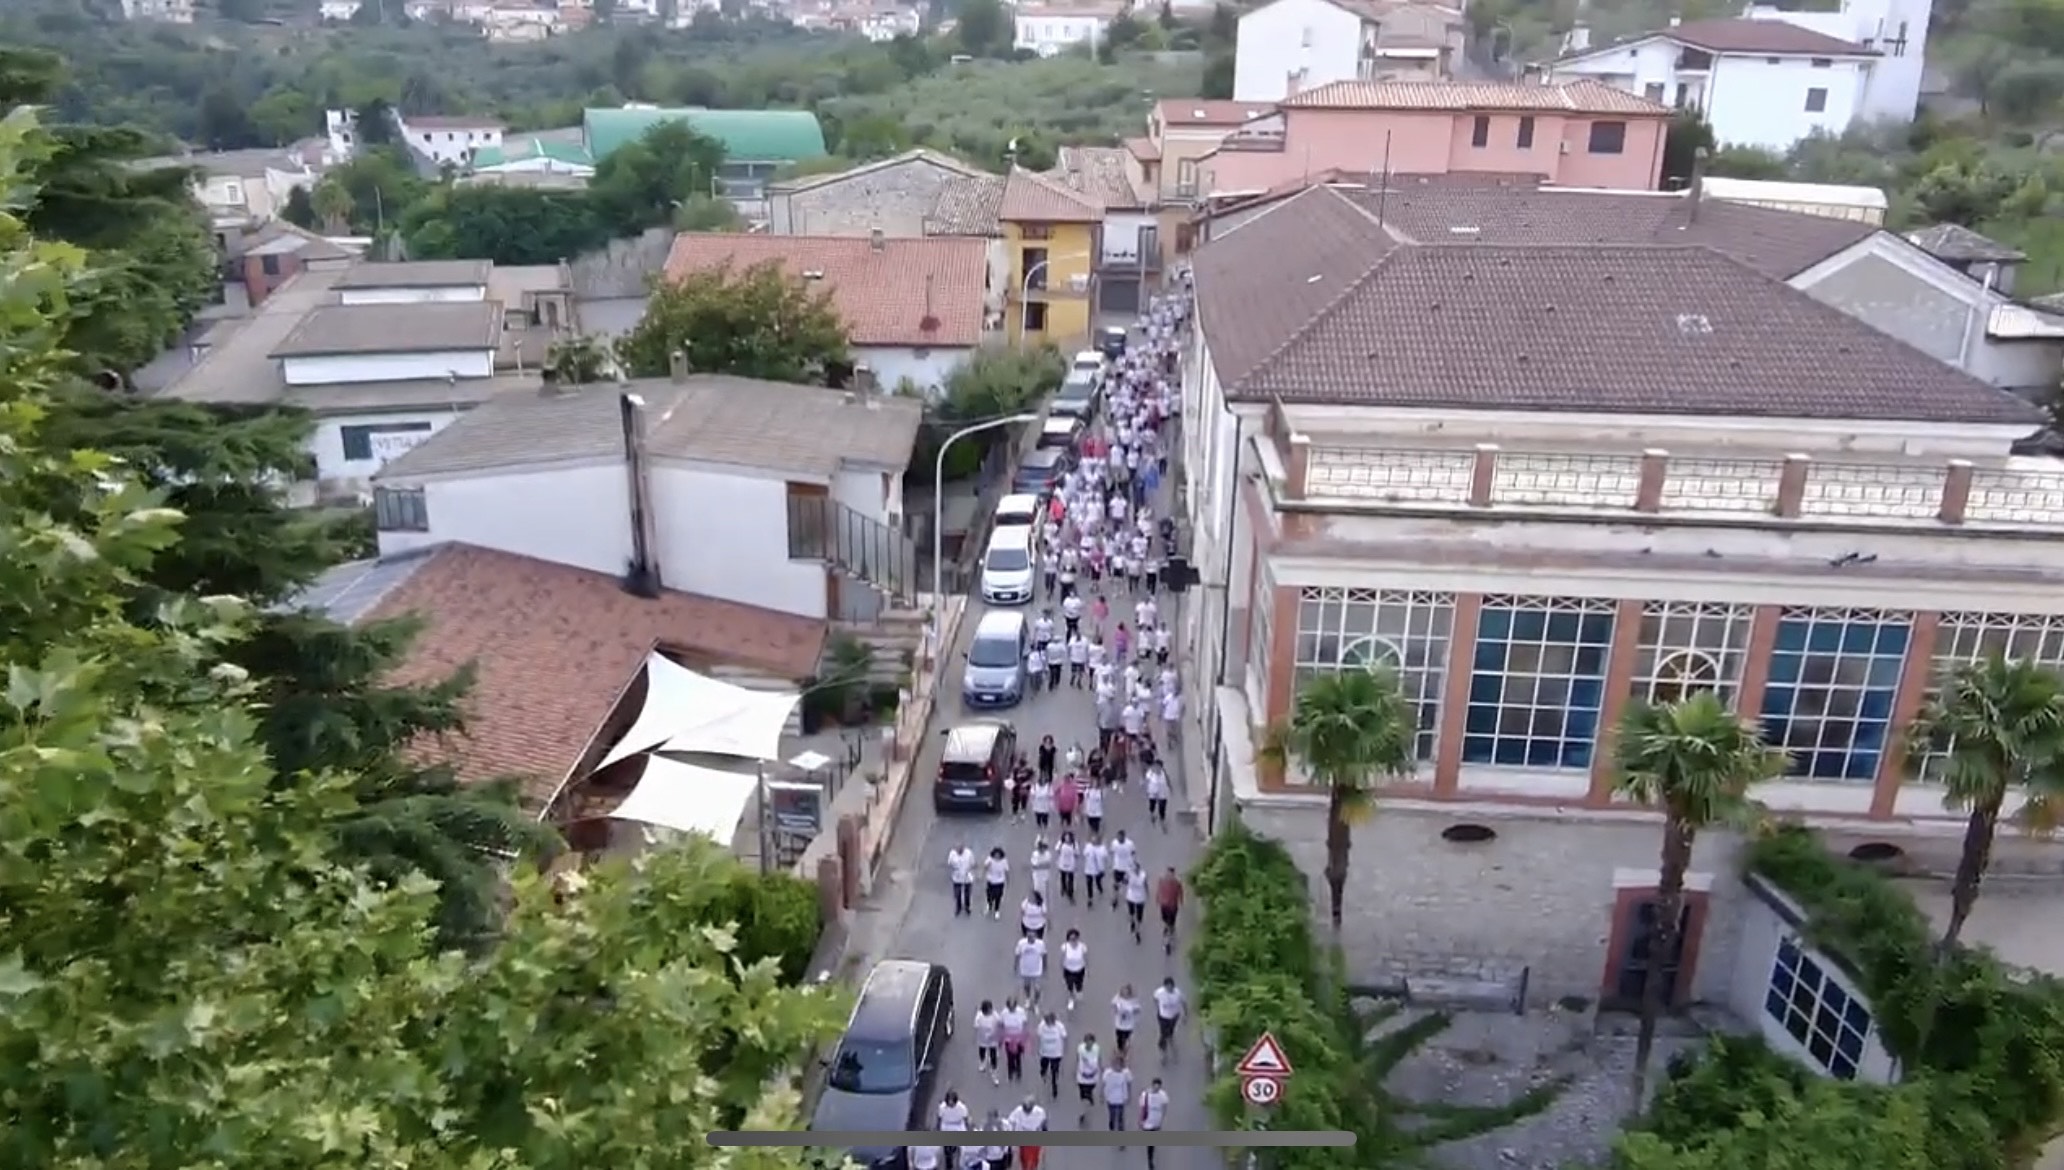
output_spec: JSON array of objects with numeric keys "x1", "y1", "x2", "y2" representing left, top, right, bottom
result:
[{"x1": 1099, "y1": 277, "x2": 1140, "y2": 315}]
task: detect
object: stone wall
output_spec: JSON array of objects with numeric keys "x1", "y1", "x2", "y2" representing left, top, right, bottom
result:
[
  {"x1": 774, "y1": 163, "x2": 971, "y2": 238},
  {"x1": 1234, "y1": 800, "x2": 1751, "y2": 1006}
]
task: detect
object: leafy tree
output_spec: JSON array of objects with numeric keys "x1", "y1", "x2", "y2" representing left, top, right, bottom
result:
[
  {"x1": 920, "y1": 343, "x2": 1064, "y2": 477},
  {"x1": 1906, "y1": 656, "x2": 2064, "y2": 956},
  {"x1": 0, "y1": 114, "x2": 848, "y2": 1163},
  {"x1": 1608, "y1": 691, "x2": 1782, "y2": 1108},
  {"x1": 1660, "y1": 112, "x2": 1714, "y2": 188},
  {"x1": 956, "y1": 0, "x2": 1011, "y2": 56},
  {"x1": 1706, "y1": 144, "x2": 1789, "y2": 180},
  {"x1": 588, "y1": 120, "x2": 730, "y2": 237},
  {"x1": 618, "y1": 260, "x2": 850, "y2": 384},
  {"x1": 675, "y1": 193, "x2": 746, "y2": 232},
  {"x1": 311, "y1": 176, "x2": 356, "y2": 232},
  {"x1": 1911, "y1": 161, "x2": 2021, "y2": 226},
  {"x1": 1258, "y1": 666, "x2": 1416, "y2": 930},
  {"x1": 355, "y1": 96, "x2": 396, "y2": 145},
  {"x1": 1201, "y1": 51, "x2": 1234, "y2": 99},
  {"x1": 549, "y1": 335, "x2": 612, "y2": 384},
  {"x1": 321, "y1": 148, "x2": 427, "y2": 232},
  {"x1": 281, "y1": 183, "x2": 318, "y2": 228},
  {"x1": 402, "y1": 183, "x2": 611, "y2": 264}
]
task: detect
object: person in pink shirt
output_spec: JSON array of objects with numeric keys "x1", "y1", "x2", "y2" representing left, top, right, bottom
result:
[
  {"x1": 1092, "y1": 594, "x2": 1109, "y2": 632},
  {"x1": 1055, "y1": 773, "x2": 1080, "y2": 831},
  {"x1": 1114, "y1": 623, "x2": 1131, "y2": 662}
]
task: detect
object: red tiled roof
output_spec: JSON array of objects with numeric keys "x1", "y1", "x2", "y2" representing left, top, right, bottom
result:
[
  {"x1": 1281, "y1": 79, "x2": 1670, "y2": 115},
  {"x1": 996, "y1": 167, "x2": 1103, "y2": 223},
  {"x1": 1661, "y1": 17, "x2": 1872, "y2": 56},
  {"x1": 1152, "y1": 99, "x2": 1276, "y2": 127},
  {"x1": 663, "y1": 232, "x2": 990, "y2": 347},
  {"x1": 368, "y1": 544, "x2": 825, "y2": 801},
  {"x1": 1124, "y1": 136, "x2": 1161, "y2": 162}
]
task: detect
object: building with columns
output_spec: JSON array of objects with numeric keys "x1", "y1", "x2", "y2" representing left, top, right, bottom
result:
[{"x1": 1178, "y1": 181, "x2": 2064, "y2": 1018}]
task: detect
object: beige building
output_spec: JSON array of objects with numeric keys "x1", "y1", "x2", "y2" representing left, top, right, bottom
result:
[{"x1": 1128, "y1": 99, "x2": 1277, "y2": 259}]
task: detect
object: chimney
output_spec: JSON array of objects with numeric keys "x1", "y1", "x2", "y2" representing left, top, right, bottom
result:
[
  {"x1": 870, "y1": 227, "x2": 885, "y2": 252},
  {"x1": 1687, "y1": 147, "x2": 1710, "y2": 218},
  {"x1": 619, "y1": 392, "x2": 663, "y2": 599},
  {"x1": 925, "y1": 273, "x2": 935, "y2": 317},
  {"x1": 668, "y1": 349, "x2": 689, "y2": 383}
]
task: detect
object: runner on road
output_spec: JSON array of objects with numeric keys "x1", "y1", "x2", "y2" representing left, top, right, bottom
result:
[
  {"x1": 1153, "y1": 977, "x2": 1185, "y2": 1060},
  {"x1": 1156, "y1": 867, "x2": 1184, "y2": 955}
]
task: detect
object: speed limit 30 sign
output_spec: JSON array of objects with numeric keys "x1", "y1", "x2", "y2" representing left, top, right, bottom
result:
[{"x1": 1235, "y1": 1032, "x2": 1293, "y2": 1108}]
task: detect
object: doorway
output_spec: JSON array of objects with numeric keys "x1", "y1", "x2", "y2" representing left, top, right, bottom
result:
[{"x1": 1604, "y1": 897, "x2": 1693, "y2": 1011}]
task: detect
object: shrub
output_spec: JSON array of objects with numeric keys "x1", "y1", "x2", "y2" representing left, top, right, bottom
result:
[{"x1": 716, "y1": 870, "x2": 825, "y2": 985}]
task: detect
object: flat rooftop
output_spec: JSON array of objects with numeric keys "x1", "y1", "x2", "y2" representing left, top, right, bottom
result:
[
  {"x1": 333, "y1": 259, "x2": 494, "y2": 289},
  {"x1": 271, "y1": 302, "x2": 501, "y2": 358}
]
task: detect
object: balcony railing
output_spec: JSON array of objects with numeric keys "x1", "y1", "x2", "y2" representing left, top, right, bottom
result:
[{"x1": 1273, "y1": 440, "x2": 2064, "y2": 530}]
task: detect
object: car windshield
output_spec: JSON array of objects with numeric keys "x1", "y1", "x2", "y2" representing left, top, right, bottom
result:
[
  {"x1": 969, "y1": 637, "x2": 1019, "y2": 668},
  {"x1": 828, "y1": 1037, "x2": 915, "y2": 1094},
  {"x1": 987, "y1": 547, "x2": 1031, "y2": 572}
]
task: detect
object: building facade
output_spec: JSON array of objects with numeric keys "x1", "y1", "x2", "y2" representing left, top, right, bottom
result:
[
  {"x1": 996, "y1": 169, "x2": 1102, "y2": 347},
  {"x1": 768, "y1": 150, "x2": 991, "y2": 238},
  {"x1": 397, "y1": 115, "x2": 507, "y2": 167},
  {"x1": 1178, "y1": 181, "x2": 2059, "y2": 1010},
  {"x1": 1198, "y1": 80, "x2": 1672, "y2": 198},
  {"x1": 1013, "y1": 8, "x2": 1113, "y2": 55},
  {"x1": 1548, "y1": 19, "x2": 1877, "y2": 151},
  {"x1": 1233, "y1": 0, "x2": 1463, "y2": 101}
]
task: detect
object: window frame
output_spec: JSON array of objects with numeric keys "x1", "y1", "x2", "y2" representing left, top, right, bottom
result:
[
  {"x1": 1515, "y1": 115, "x2": 1535, "y2": 149},
  {"x1": 1804, "y1": 86, "x2": 1829, "y2": 113},
  {"x1": 1294, "y1": 588, "x2": 1455, "y2": 762},
  {"x1": 1764, "y1": 937, "x2": 1872, "y2": 1080},
  {"x1": 1759, "y1": 608, "x2": 1912, "y2": 782},
  {"x1": 1470, "y1": 115, "x2": 1490, "y2": 148},
  {"x1": 372, "y1": 486, "x2": 430, "y2": 533},
  {"x1": 1635, "y1": 602, "x2": 1752, "y2": 707},
  {"x1": 339, "y1": 420, "x2": 434, "y2": 463},
  {"x1": 1587, "y1": 120, "x2": 1627, "y2": 155},
  {"x1": 1463, "y1": 596, "x2": 1617, "y2": 770}
]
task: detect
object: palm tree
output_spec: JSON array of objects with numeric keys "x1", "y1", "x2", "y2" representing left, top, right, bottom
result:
[
  {"x1": 309, "y1": 178, "x2": 354, "y2": 234},
  {"x1": 1258, "y1": 666, "x2": 1416, "y2": 930},
  {"x1": 1905, "y1": 655, "x2": 2064, "y2": 956},
  {"x1": 1610, "y1": 690, "x2": 1783, "y2": 1110}
]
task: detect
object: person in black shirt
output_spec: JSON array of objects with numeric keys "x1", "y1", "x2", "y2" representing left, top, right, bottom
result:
[{"x1": 1037, "y1": 735, "x2": 1057, "y2": 784}]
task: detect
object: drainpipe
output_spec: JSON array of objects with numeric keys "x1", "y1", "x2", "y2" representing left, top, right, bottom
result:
[
  {"x1": 1957, "y1": 266, "x2": 1997, "y2": 372},
  {"x1": 1205, "y1": 411, "x2": 1245, "y2": 829}
]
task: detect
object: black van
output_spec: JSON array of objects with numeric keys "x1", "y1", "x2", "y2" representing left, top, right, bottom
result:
[
  {"x1": 810, "y1": 959, "x2": 956, "y2": 1169},
  {"x1": 934, "y1": 720, "x2": 1016, "y2": 812}
]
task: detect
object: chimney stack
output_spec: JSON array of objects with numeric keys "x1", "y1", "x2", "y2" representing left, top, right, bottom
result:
[
  {"x1": 668, "y1": 349, "x2": 689, "y2": 384},
  {"x1": 1687, "y1": 147, "x2": 1709, "y2": 219},
  {"x1": 925, "y1": 273, "x2": 934, "y2": 317},
  {"x1": 869, "y1": 227, "x2": 885, "y2": 252}
]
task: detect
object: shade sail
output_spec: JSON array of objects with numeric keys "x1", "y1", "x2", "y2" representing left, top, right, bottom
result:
[
  {"x1": 606, "y1": 755, "x2": 759, "y2": 840},
  {"x1": 598, "y1": 653, "x2": 796, "y2": 769}
]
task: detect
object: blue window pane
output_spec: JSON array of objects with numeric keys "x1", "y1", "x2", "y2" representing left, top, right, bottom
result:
[
  {"x1": 1830, "y1": 1052, "x2": 1859, "y2": 1080},
  {"x1": 1477, "y1": 608, "x2": 1512, "y2": 640},
  {"x1": 1765, "y1": 988, "x2": 1788, "y2": 1019},
  {"x1": 1774, "y1": 618, "x2": 1809, "y2": 653},
  {"x1": 1842, "y1": 997, "x2": 1871, "y2": 1033},
  {"x1": 1836, "y1": 1027, "x2": 1864, "y2": 1062},
  {"x1": 1777, "y1": 939, "x2": 1801, "y2": 971}
]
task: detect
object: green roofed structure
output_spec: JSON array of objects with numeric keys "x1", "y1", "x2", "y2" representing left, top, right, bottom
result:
[{"x1": 581, "y1": 107, "x2": 828, "y2": 201}]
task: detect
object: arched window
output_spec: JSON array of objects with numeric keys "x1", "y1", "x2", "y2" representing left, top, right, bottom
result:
[{"x1": 1648, "y1": 649, "x2": 1721, "y2": 704}]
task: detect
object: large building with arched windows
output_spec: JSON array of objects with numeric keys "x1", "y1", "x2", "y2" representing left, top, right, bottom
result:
[{"x1": 1177, "y1": 178, "x2": 2064, "y2": 1020}]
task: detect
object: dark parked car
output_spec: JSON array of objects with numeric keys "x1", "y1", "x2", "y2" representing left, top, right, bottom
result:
[
  {"x1": 1012, "y1": 447, "x2": 1069, "y2": 497},
  {"x1": 1050, "y1": 372, "x2": 1098, "y2": 419},
  {"x1": 810, "y1": 959, "x2": 955, "y2": 1169},
  {"x1": 1096, "y1": 325, "x2": 1129, "y2": 359},
  {"x1": 934, "y1": 719, "x2": 1016, "y2": 811}
]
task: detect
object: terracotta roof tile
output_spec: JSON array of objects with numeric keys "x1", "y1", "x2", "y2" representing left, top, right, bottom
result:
[
  {"x1": 1153, "y1": 99, "x2": 1276, "y2": 127},
  {"x1": 1049, "y1": 146, "x2": 1152, "y2": 209},
  {"x1": 663, "y1": 232, "x2": 989, "y2": 347},
  {"x1": 364, "y1": 543, "x2": 825, "y2": 801},
  {"x1": 1659, "y1": 17, "x2": 1871, "y2": 55},
  {"x1": 925, "y1": 174, "x2": 1006, "y2": 236},
  {"x1": 1124, "y1": 136, "x2": 1161, "y2": 162},
  {"x1": 1281, "y1": 79, "x2": 1670, "y2": 115},
  {"x1": 996, "y1": 166, "x2": 1104, "y2": 222}
]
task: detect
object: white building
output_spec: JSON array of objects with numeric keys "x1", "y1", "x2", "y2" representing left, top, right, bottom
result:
[
  {"x1": 121, "y1": 0, "x2": 195, "y2": 20},
  {"x1": 396, "y1": 114, "x2": 507, "y2": 167},
  {"x1": 369, "y1": 376, "x2": 926, "y2": 622},
  {"x1": 1549, "y1": 8, "x2": 1925, "y2": 150},
  {"x1": 1233, "y1": 0, "x2": 1465, "y2": 102},
  {"x1": 1014, "y1": 8, "x2": 1114, "y2": 57},
  {"x1": 319, "y1": 0, "x2": 363, "y2": 19},
  {"x1": 1177, "y1": 181, "x2": 2064, "y2": 1010}
]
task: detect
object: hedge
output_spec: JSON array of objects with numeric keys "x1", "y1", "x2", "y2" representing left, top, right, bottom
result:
[{"x1": 1621, "y1": 826, "x2": 2064, "y2": 1170}]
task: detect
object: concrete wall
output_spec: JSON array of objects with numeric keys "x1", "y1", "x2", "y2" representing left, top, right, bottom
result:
[{"x1": 771, "y1": 162, "x2": 976, "y2": 238}]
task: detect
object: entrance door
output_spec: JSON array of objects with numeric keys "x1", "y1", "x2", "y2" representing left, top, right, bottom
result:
[{"x1": 1608, "y1": 899, "x2": 1691, "y2": 1009}]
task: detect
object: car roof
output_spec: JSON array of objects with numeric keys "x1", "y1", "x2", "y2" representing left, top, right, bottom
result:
[
  {"x1": 1072, "y1": 350, "x2": 1103, "y2": 363},
  {"x1": 941, "y1": 720, "x2": 1009, "y2": 761},
  {"x1": 1058, "y1": 373, "x2": 1095, "y2": 392},
  {"x1": 1022, "y1": 447, "x2": 1067, "y2": 468},
  {"x1": 849, "y1": 959, "x2": 936, "y2": 1037},
  {"x1": 975, "y1": 610, "x2": 1026, "y2": 637},
  {"x1": 1041, "y1": 416, "x2": 1080, "y2": 433},
  {"x1": 986, "y1": 524, "x2": 1032, "y2": 551},
  {"x1": 997, "y1": 492, "x2": 1041, "y2": 514}
]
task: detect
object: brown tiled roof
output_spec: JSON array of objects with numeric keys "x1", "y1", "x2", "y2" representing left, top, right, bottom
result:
[
  {"x1": 997, "y1": 167, "x2": 1103, "y2": 222},
  {"x1": 925, "y1": 174, "x2": 1006, "y2": 236},
  {"x1": 1153, "y1": 99, "x2": 1276, "y2": 127},
  {"x1": 1233, "y1": 242, "x2": 2040, "y2": 424},
  {"x1": 1049, "y1": 146, "x2": 1152, "y2": 209},
  {"x1": 663, "y1": 232, "x2": 989, "y2": 347},
  {"x1": 1281, "y1": 79, "x2": 1670, "y2": 115},
  {"x1": 1659, "y1": 17, "x2": 1871, "y2": 55},
  {"x1": 1124, "y1": 136, "x2": 1161, "y2": 162},
  {"x1": 1908, "y1": 222, "x2": 2027, "y2": 264},
  {"x1": 365, "y1": 543, "x2": 824, "y2": 798},
  {"x1": 1344, "y1": 184, "x2": 1875, "y2": 279},
  {"x1": 1192, "y1": 186, "x2": 1402, "y2": 388}
]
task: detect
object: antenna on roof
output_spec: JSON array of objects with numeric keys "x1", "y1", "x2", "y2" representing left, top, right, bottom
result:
[{"x1": 1375, "y1": 130, "x2": 1393, "y2": 230}]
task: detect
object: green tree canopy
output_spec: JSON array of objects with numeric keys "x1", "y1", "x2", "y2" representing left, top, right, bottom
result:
[
  {"x1": 618, "y1": 260, "x2": 850, "y2": 383},
  {"x1": 588, "y1": 120, "x2": 730, "y2": 237},
  {"x1": 402, "y1": 183, "x2": 612, "y2": 265}
]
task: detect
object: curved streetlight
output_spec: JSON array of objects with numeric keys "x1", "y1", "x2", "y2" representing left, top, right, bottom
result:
[
  {"x1": 1014, "y1": 252, "x2": 1093, "y2": 346},
  {"x1": 932, "y1": 413, "x2": 1042, "y2": 605}
]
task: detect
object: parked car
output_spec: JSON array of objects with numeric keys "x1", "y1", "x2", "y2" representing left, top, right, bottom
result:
[
  {"x1": 1070, "y1": 349, "x2": 1106, "y2": 383},
  {"x1": 1038, "y1": 415, "x2": 1084, "y2": 452},
  {"x1": 1096, "y1": 325, "x2": 1129, "y2": 359},
  {"x1": 1050, "y1": 370, "x2": 1098, "y2": 418},
  {"x1": 1012, "y1": 447, "x2": 1069, "y2": 496},
  {"x1": 979, "y1": 528, "x2": 1036, "y2": 607},
  {"x1": 961, "y1": 610, "x2": 1028, "y2": 708},
  {"x1": 994, "y1": 492, "x2": 1042, "y2": 533},
  {"x1": 810, "y1": 959, "x2": 956, "y2": 1169},
  {"x1": 934, "y1": 718, "x2": 1017, "y2": 810}
]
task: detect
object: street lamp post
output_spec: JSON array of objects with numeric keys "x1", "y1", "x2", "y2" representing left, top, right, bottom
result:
[
  {"x1": 931, "y1": 413, "x2": 1041, "y2": 606},
  {"x1": 1014, "y1": 253, "x2": 1092, "y2": 346}
]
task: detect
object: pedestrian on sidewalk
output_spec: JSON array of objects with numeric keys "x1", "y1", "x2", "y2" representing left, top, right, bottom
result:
[
  {"x1": 979, "y1": 1109, "x2": 1012, "y2": 1170},
  {"x1": 1001, "y1": 996, "x2": 1029, "y2": 1083},
  {"x1": 1062, "y1": 592, "x2": 1083, "y2": 639},
  {"x1": 1160, "y1": 687, "x2": 1184, "y2": 746},
  {"x1": 1036, "y1": 1012, "x2": 1067, "y2": 1098},
  {"x1": 1101, "y1": 1055, "x2": 1134, "y2": 1132},
  {"x1": 948, "y1": 841, "x2": 976, "y2": 917},
  {"x1": 1082, "y1": 778, "x2": 1105, "y2": 837},
  {"x1": 1111, "y1": 984, "x2": 1139, "y2": 1056},
  {"x1": 1156, "y1": 867, "x2": 1184, "y2": 955},
  {"x1": 1025, "y1": 643, "x2": 1046, "y2": 696},
  {"x1": 974, "y1": 999, "x2": 1002, "y2": 1085},
  {"x1": 1019, "y1": 890, "x2": 1048, "y2": 940},
  {"x1": 1059, "y1": 926, "x2": 1089, "y2": 1012},
  {"x1": 984, "y1": 847, "x2": 1010, "y2": 919},
  {"x1": 1066, "y1": 632, "x2": 1088, "y2": 687},
  {"x1": 1140, "y1": 1078, "x2": 1170, "y2": 1168},
  {"x1": 1055, "y1": 831, "x2": 1078, "y2": 903}
]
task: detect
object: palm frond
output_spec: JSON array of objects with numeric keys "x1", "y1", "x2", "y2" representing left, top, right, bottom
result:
[{"x1": 1609, "y1": 691, "x2": 1785, "y2": 823}]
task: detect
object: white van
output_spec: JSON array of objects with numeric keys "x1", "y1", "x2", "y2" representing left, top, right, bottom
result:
[{"x1": 979, "y1": 526, "x2": 1036, "y2": 606}]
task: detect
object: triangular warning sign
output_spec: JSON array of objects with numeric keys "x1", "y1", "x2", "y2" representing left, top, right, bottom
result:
[{"x1": 1235, "y1": 1031, "x2": 1293, "y2": 1077}]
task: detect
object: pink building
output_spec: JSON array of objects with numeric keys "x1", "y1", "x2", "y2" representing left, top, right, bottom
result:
[{"x1": 1198, "y1": 80, "x2": 1671, "y2": 197}]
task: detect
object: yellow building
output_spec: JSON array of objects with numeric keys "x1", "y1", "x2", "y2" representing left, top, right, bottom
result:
[{"x1": 996, "y1": 167, "x2": 1102, "y2": 347}]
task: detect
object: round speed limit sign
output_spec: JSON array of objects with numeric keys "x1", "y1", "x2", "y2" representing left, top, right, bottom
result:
[{"x1": 1241, "y1": 1075, "x2": 1283, "y2": 1105}]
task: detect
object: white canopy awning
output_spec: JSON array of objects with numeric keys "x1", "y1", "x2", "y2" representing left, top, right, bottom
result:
[
  {"x1": 597, "y1": 653, "x2": 799, "y2": 770},
  {"x1": 606, "y1": 755, "x2": 759, "y2": 840}
]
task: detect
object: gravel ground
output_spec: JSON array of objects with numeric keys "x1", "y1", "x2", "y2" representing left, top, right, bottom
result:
[{"x1": 1372, "y1": 1001, "x2": 1717, "y2": 1170}]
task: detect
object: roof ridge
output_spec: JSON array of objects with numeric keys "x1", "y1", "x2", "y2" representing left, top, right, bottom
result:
[
  {"x1": 1235, "y1": 221, "x2": 1405, "y2": 394},
  {"x1": 1010, "y1": 165, "x2": 1104, "y2": 211}
]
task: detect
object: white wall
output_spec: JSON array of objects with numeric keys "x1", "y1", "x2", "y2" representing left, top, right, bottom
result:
[
  {"x1": 311, "y1": 408, "x2": 464, "y2": 488},
  {"x1": 404, "y1": 126, "x2": 504, "y2": 167},
  {"x1": 379, "y1": 462, "x2": 634, "y2": 575},
  {"x1": 1728, "y1": 880, "x2": 1900, "y2": 1083},
  {"x1": 1100, "y1": 212, "x2": 1159, "y2": 265},
  {"x1": 651, "y1": 463, "x2": 829, "y2": 620},
  {"x1": 338, "y1": 285, "x2": 489, "y2": 306},
  {"x1": 1014, "y1": 14, "x2": 1107, "y2": 55},
  {"x1": 1233, "y1": 0, "x2": 1364, "y2": 102},
  {"x1": 854, "y1": 344, "x2": 968, "y2": 395},
  {"x1": 1552, "y1": 42, "x2": 1868, "y2": 150},
  {"x1": 281, "y1": 349, "x2": 495, "y2": 386},
  {"x1": 1746, "y1": 0, "x2": 1929, "y2": 123}
]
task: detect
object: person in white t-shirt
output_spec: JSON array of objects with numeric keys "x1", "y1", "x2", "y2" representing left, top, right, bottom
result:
[
  {"x1": 1152, "y1": 977, "x2": 1185, "y2": 1059},
  {"x1": 948, "y1": 843, "x2": 976, "y2": 918},
  {"x1": 1015, "y1": 933, "x2": 1047, "y2": 1003},
  {"x1": 1160, "y1": 688, "x2": 1183, "y2": 744},
  {"x1": 973, "y1": 999, "x2": 1002, "y2": 1085},
  {"x1": 909, "y1": 1144, "x2": 943, "y2": 1170},
  {"x1": 1007, "y1": 1096, "x2": 1048, "y2": 1170},
  {"x1": 1035, "y1": 1012, "x2": 1067, "y2": 1097},
  {"x1": 1123, "y1": 864, "x2": 1150, "y2": 941},
  {"x1": 1073, "y1": 1033, "x2": 1103, "y2": 1125},
  {"x1": 1140, "y1": 1078, "x2": 1171, "y2": 1169},
  {"x1": 1058, "y1": 927, "x2": 1089, "y2": 1012},
  {"x1": 1029, "y1": 838, "x2": 1053, "y2": 899},
  {"x1": 1000, "y1": 997, "x2": 1029, "y2": 1084},
  {"x1": 1100, "y1": 1055, "x2": 1134, "y2": 1132},
  {"x1": 1081, "y1": 835, "x2": 1109, "y2": 904},
  {"x1": 1054, "y1": 832, "x2": 1079, "y2": 904},
  {"x1": 1019, "y1": 891, "x2": 1048, "y2": 940},
  {"x1": 938, "y1": 1089, "x2": 972, "y2": 1133},
  {"x1": 1082, "y1": 781, "x2": 1105, "y2": 836},
  {"x1": 1110, "y1": 984, "x2": 1140, "y2": 1056},
  {"x1": 984, "y1": 847, "x2": 1010, "y2": 920},
  {"x1": 1143, "y1": 764, "x2": 1170, "y2": 829},
  {"x1": 1110, "y1": 831, "x2": 1137, "y2": 883}
]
